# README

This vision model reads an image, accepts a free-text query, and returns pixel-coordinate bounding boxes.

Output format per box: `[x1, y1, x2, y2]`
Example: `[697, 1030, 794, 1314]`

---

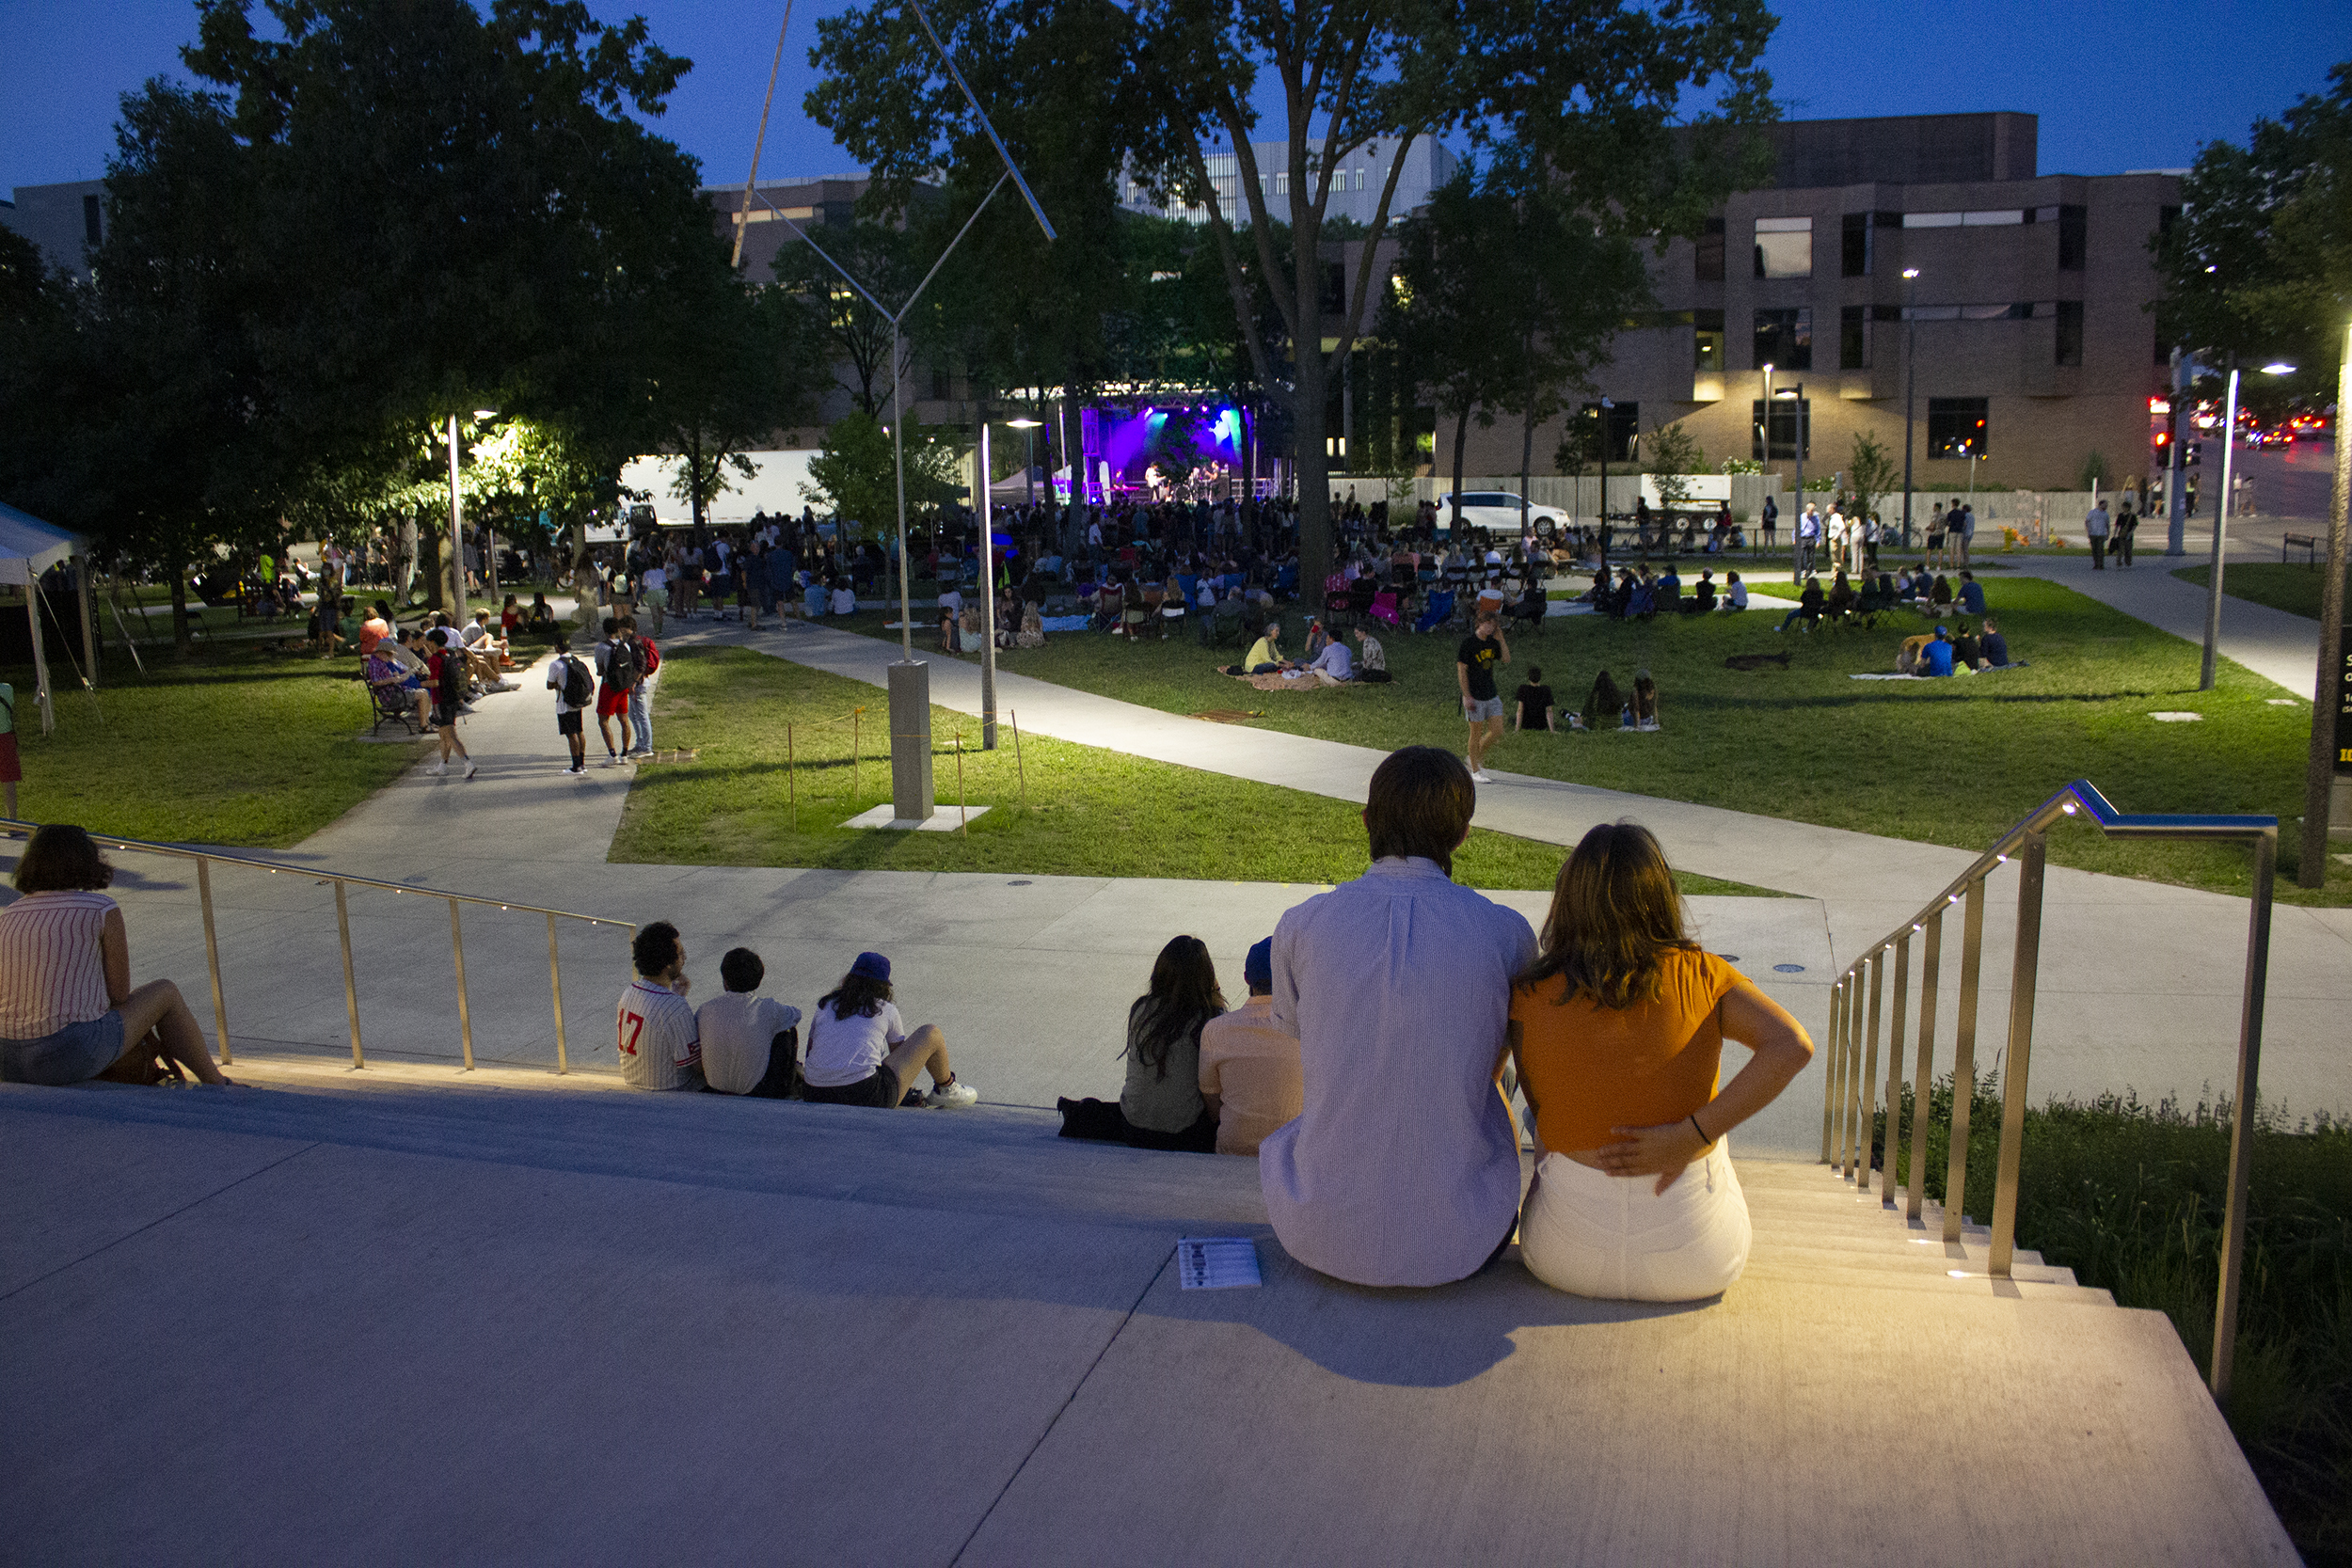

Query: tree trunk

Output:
[168, 561, 193, 655]
[1519, 392, 1536, 539]
[1294, 345, 1332, 608]
[421, 521, 446, 613]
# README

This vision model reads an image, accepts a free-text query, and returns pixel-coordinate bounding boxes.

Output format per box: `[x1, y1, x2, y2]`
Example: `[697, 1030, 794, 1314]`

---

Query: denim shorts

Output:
[1465, 695, 1504, 723]
[0, 1011, 126, 1085]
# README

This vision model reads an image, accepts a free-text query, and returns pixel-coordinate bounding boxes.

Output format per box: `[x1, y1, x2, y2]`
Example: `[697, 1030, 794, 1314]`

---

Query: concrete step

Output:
[1745, 1238, 2079, 1289]
[1737, 1258, 2111, 1306]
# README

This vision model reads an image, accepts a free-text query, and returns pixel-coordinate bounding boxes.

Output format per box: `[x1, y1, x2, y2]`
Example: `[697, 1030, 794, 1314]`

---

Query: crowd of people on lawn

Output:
[0, 746, 1817, 1305]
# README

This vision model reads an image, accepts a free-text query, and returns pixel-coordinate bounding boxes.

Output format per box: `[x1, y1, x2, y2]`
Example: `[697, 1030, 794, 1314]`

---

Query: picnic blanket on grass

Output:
[1231, 669, 1344, 692]
[1851, 662, 2028, 681]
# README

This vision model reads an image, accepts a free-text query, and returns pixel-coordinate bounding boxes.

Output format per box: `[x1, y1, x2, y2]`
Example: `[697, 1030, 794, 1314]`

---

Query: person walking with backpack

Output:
[593, 616, 636, 765]
[546, 635, 595, 775]
[425, 633, 478, 780]
[623, 617, 658, 758]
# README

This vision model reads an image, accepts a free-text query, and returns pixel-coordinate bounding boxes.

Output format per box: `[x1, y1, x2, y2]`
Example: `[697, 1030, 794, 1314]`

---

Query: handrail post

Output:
[1907, 911, 1942, 1223]
[1821, 979, 1845, 1164]
[1860, 946, 1885, 1195]
[195, 856, 232, 1066]
[548, 911, 570, 1075]
[1942, 879, 1986, 1243]
[334, 879, 364, 1069]
[449, 897, 475, 1071]
[2211, 829, 2278, 1402]
[1988, 832, 2048, 1277]
[1839, 968, 1862, 1179]
[1881, 934, 1909, 1206]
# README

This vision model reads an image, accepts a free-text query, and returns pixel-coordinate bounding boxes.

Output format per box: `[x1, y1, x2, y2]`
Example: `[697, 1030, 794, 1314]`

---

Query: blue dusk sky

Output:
[2, 0, 2343, 193]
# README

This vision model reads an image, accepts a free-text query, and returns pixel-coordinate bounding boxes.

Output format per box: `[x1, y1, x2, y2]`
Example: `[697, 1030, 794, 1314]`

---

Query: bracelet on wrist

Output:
[1689, 1111, 1711, 1144]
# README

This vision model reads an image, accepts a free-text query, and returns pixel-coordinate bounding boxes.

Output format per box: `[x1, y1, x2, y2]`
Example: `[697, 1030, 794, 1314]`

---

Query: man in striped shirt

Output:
[615, 921, 702, 1091]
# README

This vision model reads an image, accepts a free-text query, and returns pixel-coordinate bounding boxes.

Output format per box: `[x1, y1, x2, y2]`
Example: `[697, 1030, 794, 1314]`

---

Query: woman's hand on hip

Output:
[1598, 1118, 1709, 1196]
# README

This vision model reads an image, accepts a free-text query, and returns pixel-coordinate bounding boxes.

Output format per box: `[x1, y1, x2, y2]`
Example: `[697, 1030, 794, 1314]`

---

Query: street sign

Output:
[2335, 626, 2352, 776]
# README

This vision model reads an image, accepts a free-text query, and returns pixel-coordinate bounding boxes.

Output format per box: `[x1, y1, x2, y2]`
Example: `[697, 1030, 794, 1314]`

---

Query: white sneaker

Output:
[426, 761, 448, 776]
[464, 758, 479, 780]
[925, 1079, 979, 1108]
[1470, 769, 1492, 784]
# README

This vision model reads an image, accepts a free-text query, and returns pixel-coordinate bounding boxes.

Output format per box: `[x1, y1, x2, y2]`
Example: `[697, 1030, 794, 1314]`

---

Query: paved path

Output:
[2010, 545, 2326, 700]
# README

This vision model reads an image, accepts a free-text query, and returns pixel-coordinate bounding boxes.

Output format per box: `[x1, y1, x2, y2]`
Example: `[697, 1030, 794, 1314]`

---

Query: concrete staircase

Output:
[1, 1063, 2297, 1565]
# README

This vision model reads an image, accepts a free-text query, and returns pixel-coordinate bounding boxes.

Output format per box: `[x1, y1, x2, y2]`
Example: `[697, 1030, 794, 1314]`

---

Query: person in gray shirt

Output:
[1057, 935, 1226, 1151]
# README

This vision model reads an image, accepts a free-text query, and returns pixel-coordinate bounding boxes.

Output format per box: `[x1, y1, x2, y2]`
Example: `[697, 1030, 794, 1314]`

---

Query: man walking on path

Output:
[1795, 504, 1820, 578]
[546, 635, 594, 775]
[1456, 613, 1510, 784]
[2083, 500, 2111, 570]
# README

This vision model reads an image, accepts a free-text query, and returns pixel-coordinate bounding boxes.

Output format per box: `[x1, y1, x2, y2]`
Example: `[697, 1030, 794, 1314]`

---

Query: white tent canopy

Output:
[0, 500, 89, 735]
[0, 500, 80, 586]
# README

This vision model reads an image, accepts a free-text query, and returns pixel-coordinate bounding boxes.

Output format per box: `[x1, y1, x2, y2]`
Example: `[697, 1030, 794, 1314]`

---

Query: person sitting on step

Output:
[694, 946, 803, 1099]
[1057, 935, 1226, 1151]
[1509, 823, 1813, 1302]
[615, 922, 704, 1092]
[801, 951, 977, 1109]
[1196, 937, 1304, 1156]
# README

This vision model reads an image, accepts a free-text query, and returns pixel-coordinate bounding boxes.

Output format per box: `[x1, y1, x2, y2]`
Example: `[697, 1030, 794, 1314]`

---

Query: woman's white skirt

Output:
[1519, 1140, 1753, 1302]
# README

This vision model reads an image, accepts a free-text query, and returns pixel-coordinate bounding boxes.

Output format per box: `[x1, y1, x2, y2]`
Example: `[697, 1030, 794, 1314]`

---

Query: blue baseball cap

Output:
[1245, 937, 1273, 991]
[850, 950, 891, 982]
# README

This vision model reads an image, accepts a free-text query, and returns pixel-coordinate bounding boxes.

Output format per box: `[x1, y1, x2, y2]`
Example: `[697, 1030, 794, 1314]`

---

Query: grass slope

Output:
[2172, 562, 2349, 625]
[0, 643, 424, 845]
[857, 575, 2343, 903]
[612, 647, 1779, 895]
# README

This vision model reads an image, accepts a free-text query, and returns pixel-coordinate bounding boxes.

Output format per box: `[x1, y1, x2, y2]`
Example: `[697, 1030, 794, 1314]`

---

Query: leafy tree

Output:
[803, 411, 962, 535]
[771, 220, 914, 419]
[1645, 420, 1704, 515]
[807, 0, 1777, 604]
[2153, 59, 2351, 412]
[1845, 429, 1899, 572]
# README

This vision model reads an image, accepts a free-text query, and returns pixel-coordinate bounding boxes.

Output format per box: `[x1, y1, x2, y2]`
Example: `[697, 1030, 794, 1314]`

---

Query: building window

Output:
[1693, 309, 1724, 372]
[1840, 305, 1869, 370]
[1754, 215, 1812, 279]
[2058, 204, 2088, 271]
[1754, 307, 1811, 371]
[83, 193, 102, 248]
[1842, 213, 1870, 277]
[1579, 402, 1641, 462]
[2056, 300, 2085, 367]
[1929, 398, 1989, 459]
[1695, 216, 1724, 282]
[1274, 172, 1288, 196]
[1751, 398, 1810, 462]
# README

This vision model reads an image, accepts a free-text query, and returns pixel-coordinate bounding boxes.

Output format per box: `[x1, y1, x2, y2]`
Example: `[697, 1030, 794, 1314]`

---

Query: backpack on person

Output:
[638, 638, 660, 676]
[605, 638, 641, 690]
[559, 653, 595, 709]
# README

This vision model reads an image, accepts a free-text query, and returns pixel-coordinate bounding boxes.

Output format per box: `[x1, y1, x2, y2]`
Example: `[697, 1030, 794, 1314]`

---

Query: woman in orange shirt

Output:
[1508, 823, 1812, 1301]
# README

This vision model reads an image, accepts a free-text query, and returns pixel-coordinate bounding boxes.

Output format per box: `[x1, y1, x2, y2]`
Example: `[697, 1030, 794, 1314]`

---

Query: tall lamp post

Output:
[731, 0, 1053, 823]
[1759, 363, 1772, 559]
[1775, 382, 1807, 563]
[1900, 269, 1920, 548]
[1009, 416, 1041, 511]
[2199, 358, 2297, 691]
[2300, 318, 2352, 888]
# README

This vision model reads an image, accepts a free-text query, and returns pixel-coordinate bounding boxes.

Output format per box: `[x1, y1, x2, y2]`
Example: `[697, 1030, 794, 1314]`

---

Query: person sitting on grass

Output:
[1509, 822, 1812, 1302]
[528, 592, 557, 631]
[1686, 570, 1717, 614]
[1629, 670, 1661, 732]
[1979, 615, 2014, 669]
[1353, 626, 1391, 684]
[801, 951, 977, 1109]
[1825, 569, 1857, 624]
[1927, 574, 1954, 615]
[0, 825, 234, 1086]
[1951, 621, 1983, 672]
[1719, 570, 1748, 612]
[1955, 570, 1986, 616]
[1259, 746, 1538, 1287]
[1197, 937, 1303, 1157]
[615, 921, 704, 1092]
[1578, 667, 1626, 733]
[1921, 624, 1956, 676]
[1305, 631, 1354, 684]
[1233, 621, 1288, 676]
[695, 946, 803, 1099]
[1057, 935, 1226, 1152]
[1515, 667, 1555, 733]
[1302, 618, 1331, 662]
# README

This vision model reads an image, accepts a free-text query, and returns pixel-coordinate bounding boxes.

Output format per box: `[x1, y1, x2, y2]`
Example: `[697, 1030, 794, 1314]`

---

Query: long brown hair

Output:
[1518, 822, 1696, 1009]
[1126, 935, 1226, 1080]
[13, 825, 114, 894]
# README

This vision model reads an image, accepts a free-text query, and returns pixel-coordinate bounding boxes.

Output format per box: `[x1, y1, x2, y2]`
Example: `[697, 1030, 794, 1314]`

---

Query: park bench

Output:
[2281, 531, 2321, 565]
[365, 672, 421, 736]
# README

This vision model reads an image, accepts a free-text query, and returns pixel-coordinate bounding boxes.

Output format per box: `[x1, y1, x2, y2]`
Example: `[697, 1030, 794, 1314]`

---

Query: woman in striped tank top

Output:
[0, 825, 231, 1085]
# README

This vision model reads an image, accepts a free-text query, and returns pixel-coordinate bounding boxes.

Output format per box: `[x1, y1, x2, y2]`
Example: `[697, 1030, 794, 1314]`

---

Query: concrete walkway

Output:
[2010, 545, 2326, 701]
[0, 1080, 2295, 1565]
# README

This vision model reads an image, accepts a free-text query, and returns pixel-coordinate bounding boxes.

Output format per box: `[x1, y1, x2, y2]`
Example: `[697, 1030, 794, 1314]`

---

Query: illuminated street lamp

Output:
[446, 408, 498, 625]
[2200, 358, 2297, 691]
[1901, 269, 1920, 547]
[1007, 416, 1042, 511]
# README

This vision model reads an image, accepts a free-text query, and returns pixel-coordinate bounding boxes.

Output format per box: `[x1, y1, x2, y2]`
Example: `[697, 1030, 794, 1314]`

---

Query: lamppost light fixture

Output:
[1902, 267, 1919, 279]
[473, 408, 499, 419]
[2260, 362, 2296, 375]
[1005, 417, 1042, 429]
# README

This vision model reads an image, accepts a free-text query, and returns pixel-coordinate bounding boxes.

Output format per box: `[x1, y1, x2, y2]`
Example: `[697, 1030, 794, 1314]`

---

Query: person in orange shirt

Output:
[1198, 936, 1303, 1156]
[1508, 822, 1812, 1301]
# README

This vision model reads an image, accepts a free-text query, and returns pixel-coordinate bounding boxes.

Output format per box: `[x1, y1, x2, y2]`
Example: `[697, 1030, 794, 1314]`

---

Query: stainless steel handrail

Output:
[1, 820, 634, 1076]
[1819, 781, 2277, 1403]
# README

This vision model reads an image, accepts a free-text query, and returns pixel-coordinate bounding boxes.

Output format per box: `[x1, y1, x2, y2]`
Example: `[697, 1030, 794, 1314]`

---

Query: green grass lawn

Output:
[849, 575, 2344, 903]
[0, 641, 426, 845]
[2173, 562, 2348, 624]
[613, 646, 1779, 895]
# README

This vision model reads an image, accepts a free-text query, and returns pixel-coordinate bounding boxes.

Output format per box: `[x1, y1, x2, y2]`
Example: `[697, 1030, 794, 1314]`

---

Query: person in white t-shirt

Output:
[800, 951, 977, 1109]
[695, 947, 802, 1097]
[614, 921, 703, 1091]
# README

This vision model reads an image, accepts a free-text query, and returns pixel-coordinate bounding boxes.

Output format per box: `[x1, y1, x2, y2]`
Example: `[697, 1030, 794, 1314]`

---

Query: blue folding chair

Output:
[1414, 589, 1455, 634]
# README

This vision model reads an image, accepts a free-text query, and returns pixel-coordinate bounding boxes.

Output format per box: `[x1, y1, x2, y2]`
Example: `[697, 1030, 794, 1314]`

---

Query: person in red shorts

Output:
[593, 615, 637, 764]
